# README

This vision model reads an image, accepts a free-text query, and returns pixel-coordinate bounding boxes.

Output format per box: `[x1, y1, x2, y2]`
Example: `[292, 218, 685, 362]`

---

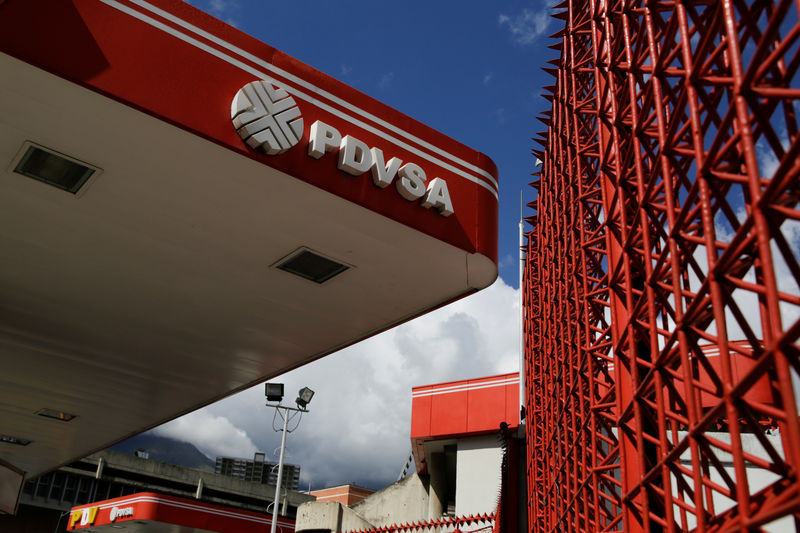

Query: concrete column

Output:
[427, 452, 445, 519]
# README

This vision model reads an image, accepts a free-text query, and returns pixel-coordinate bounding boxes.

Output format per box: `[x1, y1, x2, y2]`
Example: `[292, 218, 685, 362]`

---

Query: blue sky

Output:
[150, 0, 555, 490]
[195, 0, 553, 286]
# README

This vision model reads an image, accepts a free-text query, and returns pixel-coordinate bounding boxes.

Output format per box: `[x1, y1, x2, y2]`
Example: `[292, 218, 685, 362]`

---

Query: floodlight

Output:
[295, 387, 315, 409]
[265, 383, 284, 402]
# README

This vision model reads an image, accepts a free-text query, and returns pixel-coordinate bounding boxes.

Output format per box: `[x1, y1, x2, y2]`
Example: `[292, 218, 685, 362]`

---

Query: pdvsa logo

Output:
[231, 80, 454, 217]
[232, 81, 303, 154]
[110, 506, 134, 522]
[69, 506, 98, 528]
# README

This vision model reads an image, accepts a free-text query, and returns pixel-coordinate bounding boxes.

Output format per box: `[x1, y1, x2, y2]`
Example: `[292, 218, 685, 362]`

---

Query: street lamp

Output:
[265, 383, 284, 403]
[296, 387, 314, 409]
[265, 383, 314, 533]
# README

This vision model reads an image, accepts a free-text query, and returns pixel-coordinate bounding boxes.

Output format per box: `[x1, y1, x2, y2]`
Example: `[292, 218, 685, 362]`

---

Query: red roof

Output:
[311, 484, 375, 506]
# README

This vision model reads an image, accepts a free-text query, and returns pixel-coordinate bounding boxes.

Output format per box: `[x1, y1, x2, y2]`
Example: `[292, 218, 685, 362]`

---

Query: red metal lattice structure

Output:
[523, 0, 800, 531]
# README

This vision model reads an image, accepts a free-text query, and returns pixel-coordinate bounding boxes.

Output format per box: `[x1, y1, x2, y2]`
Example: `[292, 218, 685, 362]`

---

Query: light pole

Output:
[265, 384, 314, 533]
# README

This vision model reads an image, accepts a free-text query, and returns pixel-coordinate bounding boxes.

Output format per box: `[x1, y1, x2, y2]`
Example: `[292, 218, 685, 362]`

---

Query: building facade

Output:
[215, 453, 301, 491]
[0, 450, 313, 533]
[295, 373, 523, 533]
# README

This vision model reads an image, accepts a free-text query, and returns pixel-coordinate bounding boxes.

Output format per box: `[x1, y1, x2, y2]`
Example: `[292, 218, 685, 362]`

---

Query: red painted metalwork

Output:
[524, 0, 800, 531]
[349, 513, 495, 533]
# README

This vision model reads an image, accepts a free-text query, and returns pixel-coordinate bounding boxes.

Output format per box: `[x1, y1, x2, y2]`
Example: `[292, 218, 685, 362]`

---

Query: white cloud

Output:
[483, 72, 494, 85]
[757, 141, 781, 179]
[152, 410, 257, 460]
[378, 72, 395, 89]
[498, 8, 551, 45]
[207, 0, 237, 18]
[498, 253, 516, 271]
[490, 107, 507, 124]
[184, 0, 239, 26]
[149, 279, 520, 490]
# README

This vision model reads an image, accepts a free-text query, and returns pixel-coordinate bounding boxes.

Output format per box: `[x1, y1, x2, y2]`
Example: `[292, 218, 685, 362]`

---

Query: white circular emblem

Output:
[109, 506, 133, 522]
[231, 80, 303, 155]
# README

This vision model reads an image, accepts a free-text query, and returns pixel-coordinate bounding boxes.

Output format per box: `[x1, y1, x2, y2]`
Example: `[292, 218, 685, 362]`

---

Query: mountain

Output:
[109, 433, 216, 472]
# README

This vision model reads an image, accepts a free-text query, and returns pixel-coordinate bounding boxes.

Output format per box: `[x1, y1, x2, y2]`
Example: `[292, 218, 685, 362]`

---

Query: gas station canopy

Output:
[0, 0, 498, 512]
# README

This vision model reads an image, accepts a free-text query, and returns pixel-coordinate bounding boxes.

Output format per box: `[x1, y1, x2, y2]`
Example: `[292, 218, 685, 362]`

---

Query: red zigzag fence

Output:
[349, 513, 496, 533]
[523, 0, 800, 531]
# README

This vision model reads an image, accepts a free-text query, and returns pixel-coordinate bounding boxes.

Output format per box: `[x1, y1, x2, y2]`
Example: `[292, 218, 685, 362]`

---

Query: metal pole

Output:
[519, 193, 525, 423]
[270, 407, 289, 533]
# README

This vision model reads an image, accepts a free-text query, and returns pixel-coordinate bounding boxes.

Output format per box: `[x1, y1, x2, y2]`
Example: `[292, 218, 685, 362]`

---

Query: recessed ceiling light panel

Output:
[36, 408, 77, 422]
[274, 248, 350, 284]
[0, 435, 31, 446]
[10, 142, 101, 195]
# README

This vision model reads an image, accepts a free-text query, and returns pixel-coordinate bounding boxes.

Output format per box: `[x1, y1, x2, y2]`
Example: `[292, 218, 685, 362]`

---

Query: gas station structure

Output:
[66, 492, 295, 533]
[3, 0, 800, 532]
[0, 0, 498, 517]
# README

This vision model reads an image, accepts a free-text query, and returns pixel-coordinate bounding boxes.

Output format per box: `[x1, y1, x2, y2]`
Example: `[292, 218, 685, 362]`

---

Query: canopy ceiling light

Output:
[274, 248, 349, 284]
[36, 408, 77, 422]
[0, 435, 31, 446]
[12, 142, 99, 194]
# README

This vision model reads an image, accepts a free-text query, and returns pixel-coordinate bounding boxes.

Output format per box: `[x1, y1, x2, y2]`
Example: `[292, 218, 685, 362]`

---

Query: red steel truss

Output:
[523, 0, 800, 531]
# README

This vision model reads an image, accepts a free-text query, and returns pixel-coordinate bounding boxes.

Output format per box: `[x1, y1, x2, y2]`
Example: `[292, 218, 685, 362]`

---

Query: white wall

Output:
[455, 435, 503, 516]
[671, 431, 793, 532]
